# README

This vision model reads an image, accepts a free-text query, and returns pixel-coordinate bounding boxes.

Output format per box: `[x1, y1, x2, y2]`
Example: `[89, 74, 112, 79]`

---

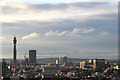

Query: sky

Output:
[0, 0, 118, 59]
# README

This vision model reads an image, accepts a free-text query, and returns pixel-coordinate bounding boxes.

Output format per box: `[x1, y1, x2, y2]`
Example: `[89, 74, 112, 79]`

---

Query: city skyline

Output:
[1, 1, 118, 59]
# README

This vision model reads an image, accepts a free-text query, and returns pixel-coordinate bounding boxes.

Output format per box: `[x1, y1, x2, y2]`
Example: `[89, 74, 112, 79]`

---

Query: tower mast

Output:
[13, 36, 17, 66]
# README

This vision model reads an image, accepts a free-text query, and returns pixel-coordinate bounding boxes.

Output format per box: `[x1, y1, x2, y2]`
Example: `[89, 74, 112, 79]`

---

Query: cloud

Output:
[100, 31, 109, 36]
[45, 30, 68, 37]
[71, 28, 81, 37]
[45, 27, 95, 37]
[64, 1, 73, 4]
[22, 32, 38, 40]
[59, 31, 68, 36]
[1, 2, 117, 59]
[81, 27, 95, 33]
[71, 27, 95, 36]
[45, 31, 58, 37]
[0, 37, 5, 40]
[72, 28, 80, 35]
[1, 2, 117, 23]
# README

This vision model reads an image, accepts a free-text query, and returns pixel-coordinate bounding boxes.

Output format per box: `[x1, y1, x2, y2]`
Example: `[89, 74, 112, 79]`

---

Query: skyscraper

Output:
[59, 56, 67, 65]
[0, 61, 6, 77]
[93, 59, 106, 69]
[29, 50, 36, 64]
[13, 36, 17, 66]
[56, 59, 59, 65]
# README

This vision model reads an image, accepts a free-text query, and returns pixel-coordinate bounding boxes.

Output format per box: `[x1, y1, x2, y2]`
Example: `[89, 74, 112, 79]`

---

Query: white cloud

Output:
[71, 27, 95, 36]
[22, 32, 38, 40]
[71, 28, 81, 37]
[0, 37, 5, 41]
[59, 31, 68, 36]
[100, 31, 109, 36]
[64, 1, 73, 4]
[81, 27, 95, 33]
[72, 28, 80, 35]
[0, 2, 117, 23]
[45, 31, 68, 37]
[45, 27, 95, 37]
[0, 0, 118, 4]
[70, 27, 95, 37]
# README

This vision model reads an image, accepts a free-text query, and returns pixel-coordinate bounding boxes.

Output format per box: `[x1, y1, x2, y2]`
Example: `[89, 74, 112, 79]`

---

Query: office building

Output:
[93, 59, 106, 69]
[59, 56, 67, 65]
[29, 50, 36, 64]
[0, 61, 7, 77]
[80, 61, 86, 69]
[56, 59, 59, 65]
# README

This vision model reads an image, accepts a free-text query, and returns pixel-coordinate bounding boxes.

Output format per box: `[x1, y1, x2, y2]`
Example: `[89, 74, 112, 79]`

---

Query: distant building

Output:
[42, 66, 60, 76]
[0, 61, 7, 77]
[59, 56, 67, 65]
[29, 50, 36, 64]
[93, 59, 106, 69]
[56, 59, 59, 65]
[89, 59, 93, 65]
[63, 62, 73, 67]
[80, 61, 86, 69]
[24, 58, 29, 66]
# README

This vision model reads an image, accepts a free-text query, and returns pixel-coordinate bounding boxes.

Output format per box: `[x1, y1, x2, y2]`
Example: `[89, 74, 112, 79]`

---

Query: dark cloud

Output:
[30, 3, 69, 11]
[30, 2, 110, 11]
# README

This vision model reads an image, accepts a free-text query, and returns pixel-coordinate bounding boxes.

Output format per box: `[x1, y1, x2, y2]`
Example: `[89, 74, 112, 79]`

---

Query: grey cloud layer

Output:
[2, 2, 118, 59]
[1, 2, 117, 23]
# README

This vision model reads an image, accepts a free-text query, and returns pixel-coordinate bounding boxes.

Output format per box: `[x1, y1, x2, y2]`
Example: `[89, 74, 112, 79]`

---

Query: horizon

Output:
[0, 57, 118, 60]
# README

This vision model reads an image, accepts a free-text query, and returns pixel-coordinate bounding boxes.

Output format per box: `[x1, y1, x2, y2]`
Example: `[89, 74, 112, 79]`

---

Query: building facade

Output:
[59, 56, 67, 65]
[0, 61, 7, 77]
[93, 59, 106, 69]
[56, 59, 59, 65]
[80, 61, 86, 69]
[29, 50, 36, 64]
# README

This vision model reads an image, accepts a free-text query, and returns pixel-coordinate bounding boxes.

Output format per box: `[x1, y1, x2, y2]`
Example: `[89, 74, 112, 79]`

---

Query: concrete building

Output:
[80, 61, 86, 69]
[93, 59, 106, 69]
[59, 56, 67, 65]
[29, 50, 36, 64]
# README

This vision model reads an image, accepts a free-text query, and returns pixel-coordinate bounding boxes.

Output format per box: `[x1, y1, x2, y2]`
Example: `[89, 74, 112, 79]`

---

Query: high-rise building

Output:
[59, 56, 67, 65]
[29, 50, 36, 64]
[80, 61, 86, 69]
[13, 36, 17, 66]
[0, 61, 7, 77]
[56, 59, 59, 65]
[93, 59, 106, 69]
